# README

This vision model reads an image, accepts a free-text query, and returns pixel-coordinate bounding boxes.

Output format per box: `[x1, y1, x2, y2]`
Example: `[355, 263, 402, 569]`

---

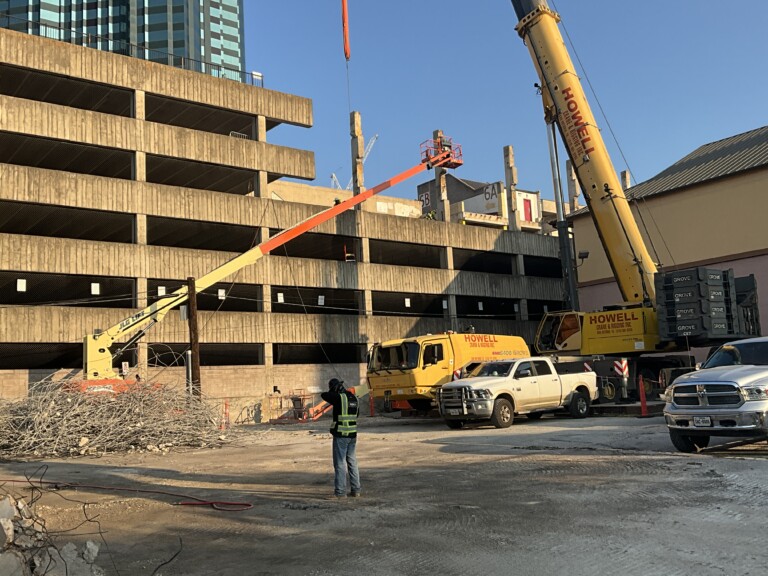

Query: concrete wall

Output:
[0, 28, 312, 127]
[270, 181, 422, 217]
[0, 364, 366, 423]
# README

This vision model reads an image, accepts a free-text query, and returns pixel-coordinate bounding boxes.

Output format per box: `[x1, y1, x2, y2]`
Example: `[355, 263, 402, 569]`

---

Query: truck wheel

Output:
[446, 420, 464, 430]
[669, 430, 710, 453]
[568, 391, 590, 418]
[490, 398, 514, 428]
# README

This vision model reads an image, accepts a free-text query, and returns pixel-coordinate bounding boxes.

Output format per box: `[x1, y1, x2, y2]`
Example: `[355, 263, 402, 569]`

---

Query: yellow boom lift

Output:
[81, 138, 462, 390]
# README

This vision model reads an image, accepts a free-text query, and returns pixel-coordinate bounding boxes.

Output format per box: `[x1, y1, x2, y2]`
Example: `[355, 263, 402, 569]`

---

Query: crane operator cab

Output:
[536, 311, 584, 354]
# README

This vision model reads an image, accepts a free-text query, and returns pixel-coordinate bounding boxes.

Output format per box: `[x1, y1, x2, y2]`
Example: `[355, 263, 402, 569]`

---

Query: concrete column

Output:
[515, 253, 526, 276]
[259, 228, 273, 314]
[566, 160, 581, 212]
[441, 246, 454, 270]
[514, 254, 529, 321]
[135, 151, 146, 182]
[620, 169, 632, 191]
[135, 277, 148, 375]
[350, 111, 365, 207]
[135, 211, 148, 376]
[518, 299, 529, 322]
[356, 290, 373, 316]
[134, 90, 145, 120]
[433, 129, 451, 222]
[261, 284, 272, 313]
[258, 226, 274, 369]
[256, 115, 267, 142]
[135, 213, 147, 244]
[504, 146, 521, 231]
[253, 115, 269, 198]
[440, 246, 457, 329]
[261, 284, 273, 372]
[444, 295, 458, 331]
[357, 236, 373, 315]
[360, 237, 370, 263]
[136, 277, 148, 308]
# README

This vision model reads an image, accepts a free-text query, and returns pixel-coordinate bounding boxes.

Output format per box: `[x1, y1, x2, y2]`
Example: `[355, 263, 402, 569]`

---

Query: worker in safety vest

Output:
[321, 378, 361, 499]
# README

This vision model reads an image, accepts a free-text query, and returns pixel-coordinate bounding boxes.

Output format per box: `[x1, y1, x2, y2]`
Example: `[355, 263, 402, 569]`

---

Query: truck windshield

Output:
[368, 342, 420, 371]
[701, 341, 768, 368]
[467, 361, 514, 378]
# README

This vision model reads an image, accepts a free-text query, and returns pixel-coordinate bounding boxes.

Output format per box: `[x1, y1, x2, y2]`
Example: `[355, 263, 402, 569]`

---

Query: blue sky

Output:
[245, 1, 768, 201]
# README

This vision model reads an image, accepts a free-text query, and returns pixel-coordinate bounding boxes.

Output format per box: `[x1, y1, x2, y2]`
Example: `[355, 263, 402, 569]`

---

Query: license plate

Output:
[449, 409, 460, 416]
[693, 416, 711, 427]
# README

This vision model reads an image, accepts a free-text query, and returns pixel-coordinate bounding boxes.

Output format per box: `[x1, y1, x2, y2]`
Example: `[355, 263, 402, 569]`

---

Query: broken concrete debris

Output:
[0, 494, 105, 576]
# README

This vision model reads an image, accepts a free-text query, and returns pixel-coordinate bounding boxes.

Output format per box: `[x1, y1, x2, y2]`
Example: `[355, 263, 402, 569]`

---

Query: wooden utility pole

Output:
[186, 277, 201, 398]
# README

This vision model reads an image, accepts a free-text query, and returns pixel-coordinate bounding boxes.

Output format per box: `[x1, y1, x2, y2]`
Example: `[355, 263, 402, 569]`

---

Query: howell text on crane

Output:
[561, 86, 596, 156]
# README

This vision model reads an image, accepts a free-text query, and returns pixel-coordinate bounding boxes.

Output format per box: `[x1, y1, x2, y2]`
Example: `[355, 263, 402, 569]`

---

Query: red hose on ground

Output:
[0, 478, 252, 511]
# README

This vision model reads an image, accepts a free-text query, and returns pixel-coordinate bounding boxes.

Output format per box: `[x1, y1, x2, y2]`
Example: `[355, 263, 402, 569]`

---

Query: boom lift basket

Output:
[421, 137, 463, 169]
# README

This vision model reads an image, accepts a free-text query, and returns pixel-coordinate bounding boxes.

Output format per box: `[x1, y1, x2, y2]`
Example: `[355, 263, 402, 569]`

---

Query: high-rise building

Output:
[0, 0, 245, 78]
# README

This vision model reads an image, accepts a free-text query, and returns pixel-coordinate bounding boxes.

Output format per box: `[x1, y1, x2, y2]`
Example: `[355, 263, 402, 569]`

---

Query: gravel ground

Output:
[1, 412, 766, 576]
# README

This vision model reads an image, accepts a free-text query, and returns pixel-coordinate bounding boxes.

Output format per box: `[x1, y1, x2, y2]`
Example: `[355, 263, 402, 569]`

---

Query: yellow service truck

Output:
[367, 333, 530, 411]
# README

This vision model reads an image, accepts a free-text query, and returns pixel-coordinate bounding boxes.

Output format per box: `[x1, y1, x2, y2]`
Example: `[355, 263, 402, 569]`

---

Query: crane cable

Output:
[550, 1, 676, 271]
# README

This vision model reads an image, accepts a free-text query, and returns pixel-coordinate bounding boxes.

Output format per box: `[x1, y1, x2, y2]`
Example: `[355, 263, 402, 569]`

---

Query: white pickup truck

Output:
[663, 336, 768, 452]
[436, 357, 598, 429]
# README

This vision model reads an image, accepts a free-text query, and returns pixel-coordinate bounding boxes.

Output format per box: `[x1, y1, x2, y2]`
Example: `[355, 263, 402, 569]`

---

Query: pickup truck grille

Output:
[438, 386, 485, 407]
[438, 387, 464, 406]
[672, 383, 742, 407]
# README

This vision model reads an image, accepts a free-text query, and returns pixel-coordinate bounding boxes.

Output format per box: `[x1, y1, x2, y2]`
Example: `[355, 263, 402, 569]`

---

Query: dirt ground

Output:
[2, 412, 768, 576]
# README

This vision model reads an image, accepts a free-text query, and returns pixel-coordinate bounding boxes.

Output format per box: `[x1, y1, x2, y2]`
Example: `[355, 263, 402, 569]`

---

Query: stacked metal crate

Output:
[655, 267, 741, 343]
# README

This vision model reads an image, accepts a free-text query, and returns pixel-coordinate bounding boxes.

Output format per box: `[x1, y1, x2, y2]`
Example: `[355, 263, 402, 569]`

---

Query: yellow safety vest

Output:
[335, 393, 358, 437]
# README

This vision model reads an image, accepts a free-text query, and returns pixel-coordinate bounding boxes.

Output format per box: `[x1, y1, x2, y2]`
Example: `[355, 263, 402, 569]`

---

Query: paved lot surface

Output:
[2, 412, 768, 576]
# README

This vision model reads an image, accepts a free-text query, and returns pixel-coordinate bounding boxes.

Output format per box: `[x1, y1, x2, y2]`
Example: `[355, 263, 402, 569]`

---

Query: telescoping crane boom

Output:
[511, 0, 760, 399]
[83, 138, 463, 383]
[511, 0, 661, 357]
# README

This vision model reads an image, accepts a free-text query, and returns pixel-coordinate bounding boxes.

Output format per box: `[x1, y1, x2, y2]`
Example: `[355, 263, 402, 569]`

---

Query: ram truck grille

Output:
[672, 383, 742, 407]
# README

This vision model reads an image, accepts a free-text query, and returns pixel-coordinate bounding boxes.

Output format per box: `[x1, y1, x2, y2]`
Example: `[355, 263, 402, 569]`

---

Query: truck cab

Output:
[367, 333, 529, 411]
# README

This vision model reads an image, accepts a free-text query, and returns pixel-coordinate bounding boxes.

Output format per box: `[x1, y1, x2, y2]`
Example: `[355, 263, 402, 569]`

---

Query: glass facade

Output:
[0, 0, 244, 75]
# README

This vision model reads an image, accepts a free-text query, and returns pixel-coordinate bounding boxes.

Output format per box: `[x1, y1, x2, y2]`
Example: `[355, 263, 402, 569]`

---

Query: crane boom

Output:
[511, 0, 657, 305]
[83, 140, 462, 381]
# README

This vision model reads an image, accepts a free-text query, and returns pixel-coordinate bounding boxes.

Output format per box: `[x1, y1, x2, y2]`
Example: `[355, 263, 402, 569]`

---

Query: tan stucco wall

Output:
[573, 168, 768, 331]
[573, 169, 768, 285]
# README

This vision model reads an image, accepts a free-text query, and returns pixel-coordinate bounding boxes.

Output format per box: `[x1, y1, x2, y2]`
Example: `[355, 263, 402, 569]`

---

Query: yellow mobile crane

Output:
[511, 0, 660, 359]
[509, 0, 759, 395]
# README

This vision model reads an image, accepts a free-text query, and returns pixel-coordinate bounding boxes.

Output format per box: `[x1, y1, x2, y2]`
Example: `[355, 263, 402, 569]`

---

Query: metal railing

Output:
[0, 13, 263, 87]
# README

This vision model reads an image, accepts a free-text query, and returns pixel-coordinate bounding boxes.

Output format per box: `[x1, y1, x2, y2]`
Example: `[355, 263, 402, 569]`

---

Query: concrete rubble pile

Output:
[0, 380, 228, 458]
[0, 494, 105, 576]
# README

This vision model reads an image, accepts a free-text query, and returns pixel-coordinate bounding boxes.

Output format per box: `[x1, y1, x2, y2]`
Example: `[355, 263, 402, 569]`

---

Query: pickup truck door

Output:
[511, 361, 540, 410]
[533, 360, 561, 406]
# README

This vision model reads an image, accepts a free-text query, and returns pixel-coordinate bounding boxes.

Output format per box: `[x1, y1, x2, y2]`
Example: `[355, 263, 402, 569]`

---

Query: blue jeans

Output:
[332, 436, 361, 496]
